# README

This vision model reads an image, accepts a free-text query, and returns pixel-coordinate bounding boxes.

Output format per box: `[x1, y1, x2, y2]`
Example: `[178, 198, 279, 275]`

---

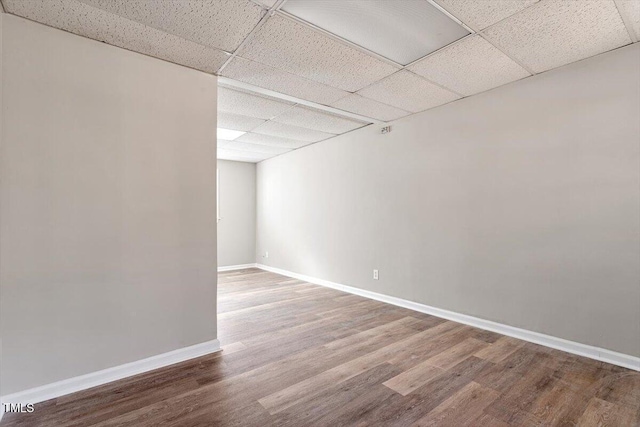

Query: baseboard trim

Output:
[257, 264, 640, 371]
[218, 263, 258, 272]
[1, 339, 221, 405]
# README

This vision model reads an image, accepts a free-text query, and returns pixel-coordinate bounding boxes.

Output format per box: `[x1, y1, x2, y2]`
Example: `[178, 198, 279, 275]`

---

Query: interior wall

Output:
[217, 160, 256, 267]
[0, 11, 4, 405]
[256, 43, 640, 357]
[0, 15, 218, 395]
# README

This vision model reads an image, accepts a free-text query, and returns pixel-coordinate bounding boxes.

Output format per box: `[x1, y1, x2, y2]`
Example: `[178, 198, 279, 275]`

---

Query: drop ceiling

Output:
[2, 0, 637, 163]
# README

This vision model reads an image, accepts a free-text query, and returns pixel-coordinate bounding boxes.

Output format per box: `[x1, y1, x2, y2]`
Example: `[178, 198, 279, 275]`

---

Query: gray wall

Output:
[257, 43, 640, 357]
[0, 15, 218, 395]
[217, 160, 257, 268]
[0, 12, 4, 402]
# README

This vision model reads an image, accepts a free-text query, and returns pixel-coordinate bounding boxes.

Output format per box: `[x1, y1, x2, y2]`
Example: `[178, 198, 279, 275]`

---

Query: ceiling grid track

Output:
[477, 32, 537, 76]
[424, 0, 474, 33]
[402, 33, 474, 69]
[351, 66, 465, 101]
[429, 0, 538, 76]
[217, 0, 289, 75]
[613, 0, 639, 43]
[218, 77, 383, 124]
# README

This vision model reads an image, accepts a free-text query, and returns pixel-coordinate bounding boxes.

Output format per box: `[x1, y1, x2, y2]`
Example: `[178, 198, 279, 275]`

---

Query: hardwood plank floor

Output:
[3, 268, 639, 426]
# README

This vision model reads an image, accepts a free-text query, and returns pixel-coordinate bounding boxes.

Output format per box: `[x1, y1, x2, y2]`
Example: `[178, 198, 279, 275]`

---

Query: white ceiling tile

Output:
[272, 106, 369, 134]
[218, 112, 266, 131]
[3, 0, 229, 73]
[330, 94, 411, 122]
[616, 0, 640, 39]
[252, 121, 335, 142]
[236, 132, 311, 149]
[408, 35, 530, 96]
[221, 57, 349, 105]
[236, 14, 399, 91]
[218, 86, 294, 120]
[217, 147, 274, 163]
[253, 0, 278, 8]
[435, 0, 539, 30]
[78, 0, 264, 52]
[484, 0, 632, 73]
[357, 70, 460, 113]
[218, 139, 290, 155]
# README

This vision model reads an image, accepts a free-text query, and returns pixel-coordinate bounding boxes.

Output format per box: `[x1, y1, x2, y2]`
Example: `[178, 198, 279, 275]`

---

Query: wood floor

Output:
[3, 268, 639, 426]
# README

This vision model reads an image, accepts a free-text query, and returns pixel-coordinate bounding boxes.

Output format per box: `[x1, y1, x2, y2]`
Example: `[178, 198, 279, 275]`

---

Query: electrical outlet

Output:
[373, 269, 379, 280]
[265, 251, 269, 258]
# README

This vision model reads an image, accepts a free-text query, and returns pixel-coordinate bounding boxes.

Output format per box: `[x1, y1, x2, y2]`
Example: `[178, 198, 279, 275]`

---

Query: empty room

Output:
[0, 0, 639, 426]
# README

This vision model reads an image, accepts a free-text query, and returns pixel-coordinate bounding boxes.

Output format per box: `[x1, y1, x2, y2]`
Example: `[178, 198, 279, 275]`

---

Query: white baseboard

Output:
[218, 263, 257, 272]
[257, 264, 640, 372]
[1, 339, 221, 406]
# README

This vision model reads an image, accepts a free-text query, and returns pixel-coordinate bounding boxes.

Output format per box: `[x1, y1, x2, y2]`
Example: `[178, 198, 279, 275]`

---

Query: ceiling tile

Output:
[236, 132, 311, 149]
[408, 35, 530, 96]
[484, 0, 632, 73]
[281, 0, 469, 65]
[236, 14, 399, 91]
[616, 0, 640, 39]
[218, 139, 290, 155]
[218, 112, 266, 132]
[3, 0, 230, 73]
[221, 57, 349, 105]
[217, 147, 274, 163]
[330, 94, 411, 122]
[78, 0, 264, 52]
[272, 106, 369, 134]
[357, 70, 460, 113]
[253, 0, 278, 8]
[252, 121, 335, 142]
[435, 0, 539, 30]
[218, 86, 294, 120]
